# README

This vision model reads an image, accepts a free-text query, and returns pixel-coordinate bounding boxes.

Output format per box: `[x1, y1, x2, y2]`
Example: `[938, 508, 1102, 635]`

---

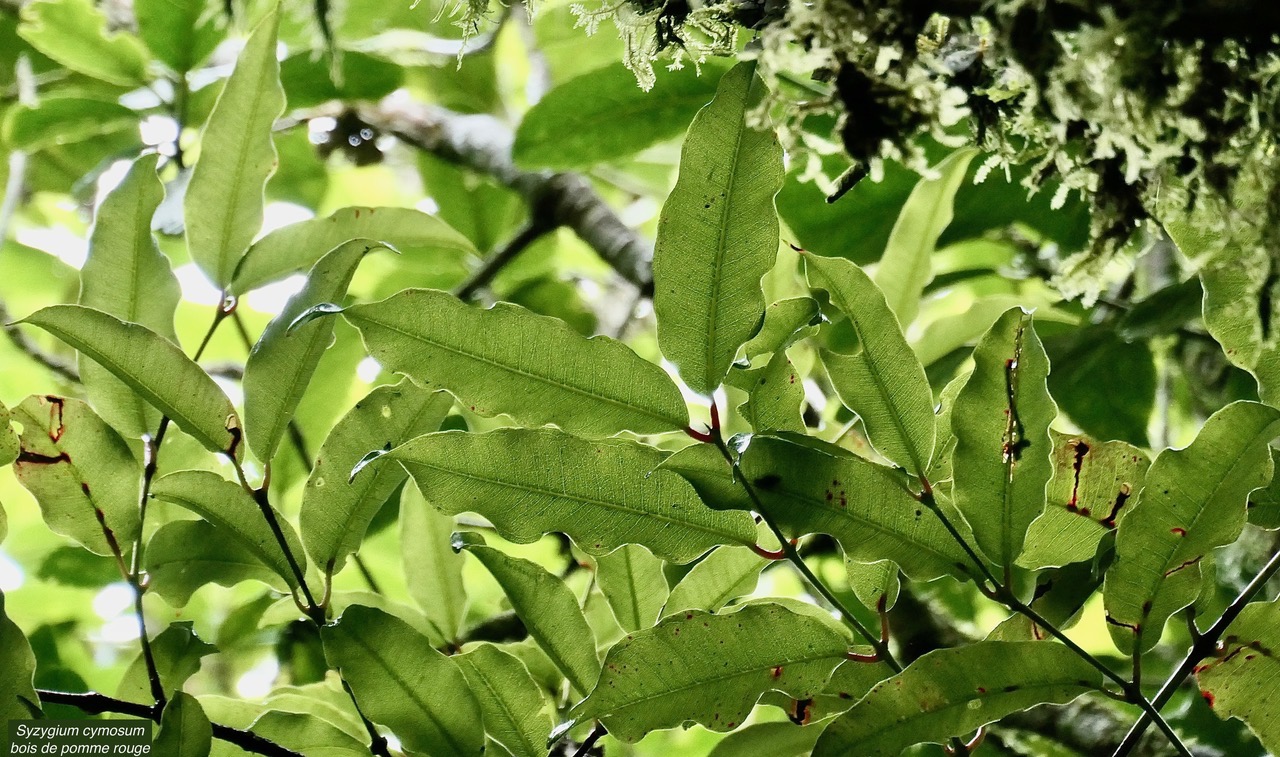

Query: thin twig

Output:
[571, 723, 607, 757]
[454, 220, 554, 300]
[35, 690, 303, 757]
[1112, 545, 1280, 756]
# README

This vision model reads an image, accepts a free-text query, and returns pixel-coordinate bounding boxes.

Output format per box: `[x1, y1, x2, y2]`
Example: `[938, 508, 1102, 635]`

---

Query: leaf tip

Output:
[348, 447, 389, 482]
[287, 302, 344, 334]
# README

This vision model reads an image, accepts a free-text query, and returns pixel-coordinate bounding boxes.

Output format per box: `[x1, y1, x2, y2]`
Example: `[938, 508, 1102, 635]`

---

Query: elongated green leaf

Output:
[950, 308, 1055, 567]
[514, 60, 728, 169]
[135, 0, 222, 72]
[333, 288, 688, 436]
[845, 559, 900, 612]
[1195, 598, 1280, 752]
[812, 642, 1102, 756]
[145, 519, 287, 607]
[20, 306, 241, 456]
[708, 721, 826, 757]
[653, 60, 784, 394]
[250, 711, 368, 757]
[454, 643, 555, 757]
[245, 240, 383, 462]
[805, 253, 935, 474]
[741, 297, 822, 361]
[232, 206, 475, 293]
[400, 481, 467, 644]
[118, 622, 217, 704]
[0, 591, 38, 722]
[740, 436, 972, 579]
[1249, 448, 1280, 529]
[79, 153, 181, 438]
[301, 381, 453, 575]
[596, 545, 668, 632]
[152, 470, 306, 590]
[873, 149, 977, 326]
[18, 0, 150, 86]
[11, 395, 140, 557]
[184, 6, 284, 287]
[663, 546, 767, 616]
[1020, 431, 1149, 569]
[1104, 401, 1280, 655]
[456, 533, 600, 693]
[322, 605, 484, 757]
[385, 428, 756, 562]
[569, 602, 848, 741]
[2, 97, 138, 150]
[731, 348, 806, 433]
[154, 692, 213, 757]
[0, 401, 17, 466]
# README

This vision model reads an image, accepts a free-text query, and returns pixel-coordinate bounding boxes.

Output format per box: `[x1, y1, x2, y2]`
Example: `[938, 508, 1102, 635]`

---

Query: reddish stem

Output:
[846, 650, 880, 663]
[684, 426, 715, 443]
[709, 400, 721, 432]
[750, 543, 788, 561]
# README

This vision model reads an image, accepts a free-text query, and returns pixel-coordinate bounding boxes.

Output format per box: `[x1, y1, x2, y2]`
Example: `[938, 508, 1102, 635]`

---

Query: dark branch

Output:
[454, 220, 555, 300]
[358, 98, 654, 293]
[36, 690, 304, 757]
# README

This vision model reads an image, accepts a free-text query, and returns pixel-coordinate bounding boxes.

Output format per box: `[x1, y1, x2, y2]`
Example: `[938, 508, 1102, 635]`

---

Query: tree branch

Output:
[357, 97, 654, 293]
[36, 690, 303, 757]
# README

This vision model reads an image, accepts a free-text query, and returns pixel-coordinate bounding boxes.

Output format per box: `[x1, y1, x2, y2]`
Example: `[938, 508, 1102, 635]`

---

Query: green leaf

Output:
[740, 297, 822, 361]
[595, 545, 669, 632]
[568, 602, 849, 741]
[184, 6, 284, 287]
[300, 380, 453, 576]
[454, 643, 555, 757]
[244, 239, 384, 462]
[739, 435, 971, 580]
[145, 519, 287, 607]
[250, 711, 369, 757]
[456, 533, 601, 693]
[731, 348, 806, 433]
[1104, 401, 1280, 656]
[335, 288, 689, 437]
[321, 604, 484, 757]
[950, 308, 1056, 568]
[19, 305, 241, 456]
[18, 0, 150, 86]
[11, 395, 141, 557]
[0, 591, 38, 723]
[1195, 598, 1280, 753]
[657, 442, 752, 512]
[400, 481, 467, 644]
[653, 60, 784, 395]
[0, 400, 17, 466]
[1045, 327, 1154, 447]
[663, 546, 767, 616]
[134, 0, 222, 72]
[118, 622, 217, 704]
[1019, 431, 1149, 569]
[812, 641, 1102, 756]
[154, 691, 213, 757]
[845, 559, 900, 612]
[708, 721, 826, 757]
[79, 153, 182, 438]
[2, 97, 138, 150]
[872, 148, 977, 327]
[232, 206, 475, 293]
[805, 253, 935, 474]
[513, 60, 728, 169]
[1249, 449, 1280, 530]
[280, 50, 403, 110]
[151, 470, 306, 590]
[385, 428, 757, 562]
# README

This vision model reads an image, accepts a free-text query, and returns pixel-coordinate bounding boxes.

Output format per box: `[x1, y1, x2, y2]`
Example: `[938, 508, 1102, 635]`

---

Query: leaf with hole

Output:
[331, 288, 688, 437]
[383, 428, 757, 562]
[322, 604, 483, 757]
[300, 380, 454, 577]
[1104, 401, 1280, 655]
[950, 307, 1056, 568]
[805, 253, 935, 474]
[653, 60, 784, 395]
[568, 602, 849, 742]
[19, 306, 241, 456]
[812, 641, 1102, 756]
[183, 6, 284, 287]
